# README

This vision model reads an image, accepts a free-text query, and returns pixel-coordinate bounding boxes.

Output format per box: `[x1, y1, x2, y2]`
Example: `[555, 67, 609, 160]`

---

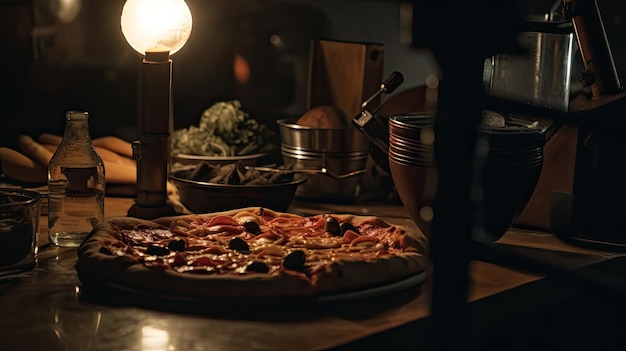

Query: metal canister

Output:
[483, 20, 575, 112]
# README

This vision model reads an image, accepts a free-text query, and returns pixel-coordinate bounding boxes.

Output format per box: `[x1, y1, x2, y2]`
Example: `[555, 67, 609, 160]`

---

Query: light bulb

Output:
[121, 0, 192, 55]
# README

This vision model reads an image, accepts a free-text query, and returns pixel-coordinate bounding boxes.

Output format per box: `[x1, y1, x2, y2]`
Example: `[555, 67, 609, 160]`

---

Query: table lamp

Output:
[120, 0, 192, 219]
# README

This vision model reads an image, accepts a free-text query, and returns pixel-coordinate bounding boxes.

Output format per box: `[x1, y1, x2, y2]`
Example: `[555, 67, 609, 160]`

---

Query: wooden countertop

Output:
[10, 196, 626, 350]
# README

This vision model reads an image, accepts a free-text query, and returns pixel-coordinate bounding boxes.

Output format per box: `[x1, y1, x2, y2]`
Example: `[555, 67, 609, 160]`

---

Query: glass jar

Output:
[0, 188, 40, 276]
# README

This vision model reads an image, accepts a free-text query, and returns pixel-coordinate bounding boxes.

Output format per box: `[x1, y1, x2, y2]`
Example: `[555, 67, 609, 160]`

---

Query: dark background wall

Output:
[1, 0, 625, 150]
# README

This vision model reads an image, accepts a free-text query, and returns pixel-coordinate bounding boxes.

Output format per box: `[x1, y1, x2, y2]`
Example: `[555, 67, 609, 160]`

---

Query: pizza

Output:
[76, 207, 427, 299]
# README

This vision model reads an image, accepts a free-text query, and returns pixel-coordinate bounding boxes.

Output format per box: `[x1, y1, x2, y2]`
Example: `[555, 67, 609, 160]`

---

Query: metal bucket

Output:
[277, 118, 370, 200]
[281, 146, 368, 200]
[277, 118, 370, 152]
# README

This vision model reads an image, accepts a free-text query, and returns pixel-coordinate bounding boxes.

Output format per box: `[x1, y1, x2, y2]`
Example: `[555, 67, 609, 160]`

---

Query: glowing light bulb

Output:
[120, 0, 192, 55]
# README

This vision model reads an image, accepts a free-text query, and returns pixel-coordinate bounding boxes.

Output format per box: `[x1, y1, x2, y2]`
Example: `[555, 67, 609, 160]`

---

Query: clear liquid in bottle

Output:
[48, 111, 105, 247]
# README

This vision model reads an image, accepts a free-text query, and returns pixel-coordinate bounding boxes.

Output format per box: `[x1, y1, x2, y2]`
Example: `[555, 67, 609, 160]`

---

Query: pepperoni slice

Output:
[206, 215, 240, 227]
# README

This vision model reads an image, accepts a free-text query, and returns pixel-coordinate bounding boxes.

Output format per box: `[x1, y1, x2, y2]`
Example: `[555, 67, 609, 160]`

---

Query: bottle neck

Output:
[63, 114, 92, 144]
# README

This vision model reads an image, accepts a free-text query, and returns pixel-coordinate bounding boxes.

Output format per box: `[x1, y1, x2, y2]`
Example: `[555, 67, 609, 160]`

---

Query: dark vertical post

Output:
[409, 1, 525, 349]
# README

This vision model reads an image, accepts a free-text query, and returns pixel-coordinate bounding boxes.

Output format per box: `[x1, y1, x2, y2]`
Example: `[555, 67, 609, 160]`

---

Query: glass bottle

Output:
[48, 111, 105, 247]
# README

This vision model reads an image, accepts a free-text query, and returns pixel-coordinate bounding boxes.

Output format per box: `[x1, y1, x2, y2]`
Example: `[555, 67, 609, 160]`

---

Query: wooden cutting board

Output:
[307, 40, 384, 120]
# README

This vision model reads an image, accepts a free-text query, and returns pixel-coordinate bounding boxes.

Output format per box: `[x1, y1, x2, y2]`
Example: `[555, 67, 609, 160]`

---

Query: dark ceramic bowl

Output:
[170, 153, 268, 170]
[388, 158, 438, 236]
[390, 151, 543, 241]
[169, 170, 306, 214]
[388, 113, 546, 241]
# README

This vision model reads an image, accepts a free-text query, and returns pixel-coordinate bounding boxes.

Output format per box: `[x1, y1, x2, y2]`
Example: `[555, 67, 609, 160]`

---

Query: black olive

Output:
[228, 237, 250, 253]
[244, 220, 261, 234]
[324, 217, 341, 236]
[340, 222, 360, 235]
[246, 261, 269, 273]
[167, 239, 186, 252]
[145, 245, 170, 256]
[283, 250, 306, 271]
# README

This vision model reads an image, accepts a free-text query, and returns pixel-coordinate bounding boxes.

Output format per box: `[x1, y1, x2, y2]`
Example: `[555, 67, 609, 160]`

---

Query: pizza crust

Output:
[76, 207, 427, 299]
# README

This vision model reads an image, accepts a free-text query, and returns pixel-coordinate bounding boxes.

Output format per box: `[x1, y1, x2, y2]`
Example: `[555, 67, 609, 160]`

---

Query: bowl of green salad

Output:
[170, 100, 278, 168]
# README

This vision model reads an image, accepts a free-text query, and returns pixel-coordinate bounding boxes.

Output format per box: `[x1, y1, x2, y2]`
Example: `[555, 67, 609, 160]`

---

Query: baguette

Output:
[18, 135, 54, 166]
[0, 147, 47, 184]
[40, 144, 136, 184]
[40, 134, 135, 160]
[42, 144, 56, 153]
[93, 136, 133, 158]
[38, 133, 63, 146]
[25, 142, 136, 184]
[94, 146, 137, 167]
[41, 142, 135, 168]
[1, 144, 136, 185]
[102, 161, 137, 184]
[41, 143, 123, 163]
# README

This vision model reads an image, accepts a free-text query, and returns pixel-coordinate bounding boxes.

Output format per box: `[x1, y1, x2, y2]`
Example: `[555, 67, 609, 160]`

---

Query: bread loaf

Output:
[92, 136, 133, 158]
[296, 105, 348, 129]
[0, 147, 47, 184]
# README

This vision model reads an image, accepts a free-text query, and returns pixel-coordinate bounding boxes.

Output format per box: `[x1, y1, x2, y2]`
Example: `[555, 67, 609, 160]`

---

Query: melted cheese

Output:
[252, 244, 284, 257]
[113, 210, 418, 279]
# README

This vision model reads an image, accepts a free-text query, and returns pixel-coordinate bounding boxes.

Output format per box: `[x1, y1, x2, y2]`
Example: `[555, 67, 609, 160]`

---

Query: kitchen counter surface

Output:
[1, 196, 625, 351]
